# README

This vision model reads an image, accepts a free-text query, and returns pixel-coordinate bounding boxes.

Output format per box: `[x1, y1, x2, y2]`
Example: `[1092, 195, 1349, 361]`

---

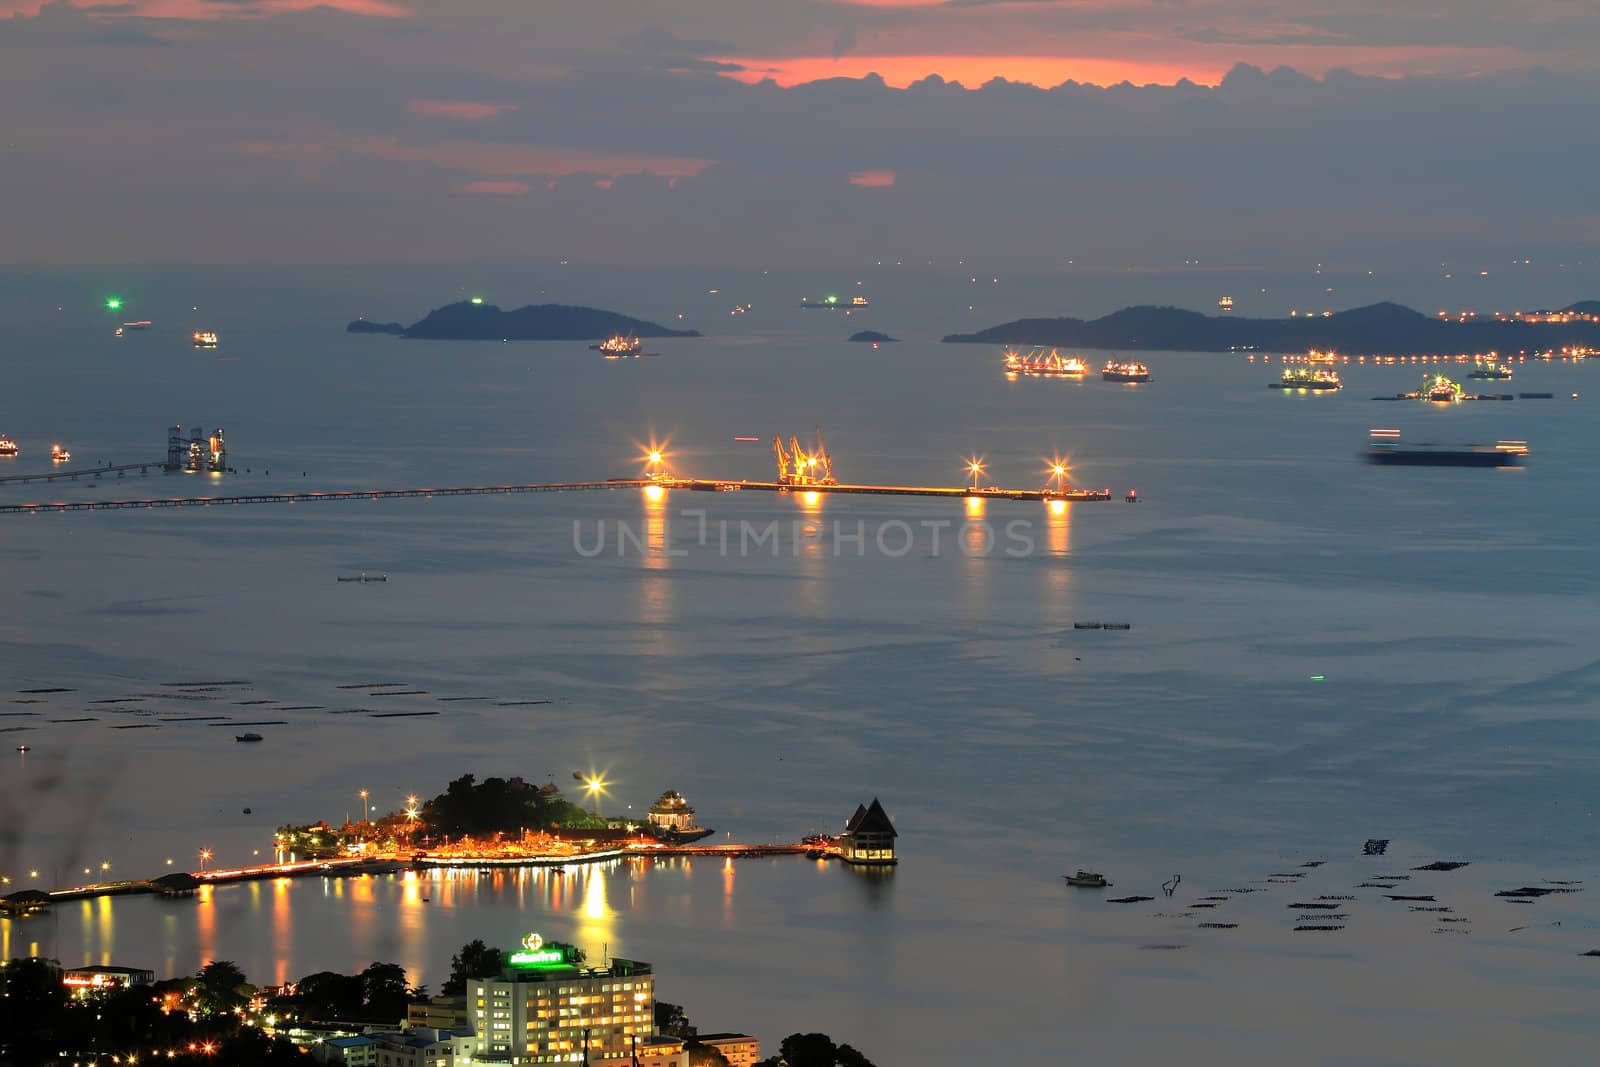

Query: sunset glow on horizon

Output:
[714, 54, 1230, 90]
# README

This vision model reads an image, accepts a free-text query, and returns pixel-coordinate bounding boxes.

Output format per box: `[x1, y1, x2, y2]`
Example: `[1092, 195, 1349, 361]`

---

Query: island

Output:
[848, 330, 898, 343]
[943, 301, 1600, 355]
[346, 318, 404, 335]
[394, 301, 700, 341]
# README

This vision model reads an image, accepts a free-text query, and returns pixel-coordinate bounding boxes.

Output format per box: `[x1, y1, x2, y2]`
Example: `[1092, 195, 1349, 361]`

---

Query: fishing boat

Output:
[1101, 360, 1151, 383]
[590, 334, 652, 358]
[192, 331, 219, 348]
[1003, 347, 1088, 377]
[1271, 367, 1342, 391]
[1064, 870, 1110, 887]
[51, 444, 71, 462]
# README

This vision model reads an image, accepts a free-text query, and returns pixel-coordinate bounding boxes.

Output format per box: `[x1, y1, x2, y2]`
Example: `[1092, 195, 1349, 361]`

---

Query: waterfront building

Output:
[467, 934, 655, 1064]
[372, 1026, 469, 1067]
[647, 791, 702, 833]
[408, 995, 473, 1031]
[314, 1035, 378, 1066]
[62, 965, 155, 997]
[592, 1035, 688, 1067]
[697, 1034, 762, 1067]
[839, 798, 897, 865]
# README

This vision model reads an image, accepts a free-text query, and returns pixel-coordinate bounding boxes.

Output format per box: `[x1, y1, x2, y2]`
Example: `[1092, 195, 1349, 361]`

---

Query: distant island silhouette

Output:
[346, 318, 404, 335]
[848, 330, 898, 343]
[349, 301, 701, 341]
[943, 301, 1600, 355]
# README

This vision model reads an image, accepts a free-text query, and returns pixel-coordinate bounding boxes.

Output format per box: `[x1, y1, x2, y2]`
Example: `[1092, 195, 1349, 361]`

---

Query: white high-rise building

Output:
[467, 936, 655, 1065]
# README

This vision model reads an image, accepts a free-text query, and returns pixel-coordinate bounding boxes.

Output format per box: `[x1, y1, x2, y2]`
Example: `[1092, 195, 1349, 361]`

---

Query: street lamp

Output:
[199, 849, 212, 872]
[359, 789, 370, 824]
[966, 456, 986, 491]
[582, 774, 609, 818]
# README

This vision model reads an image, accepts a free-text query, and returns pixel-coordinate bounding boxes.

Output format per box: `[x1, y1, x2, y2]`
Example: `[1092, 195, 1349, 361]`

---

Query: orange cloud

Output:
[408, 100, 517, 121]
[718, 53, 1226, 89]
[849, 169, 895, 188]
[463, 180, 529, 196]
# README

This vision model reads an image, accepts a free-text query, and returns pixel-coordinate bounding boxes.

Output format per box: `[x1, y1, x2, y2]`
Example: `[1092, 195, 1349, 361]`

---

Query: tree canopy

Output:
[421, 774, 589, 838]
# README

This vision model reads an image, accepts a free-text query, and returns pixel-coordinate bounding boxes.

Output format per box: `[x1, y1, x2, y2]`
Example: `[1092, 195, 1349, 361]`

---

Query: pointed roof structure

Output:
[844, 798, 896, 837]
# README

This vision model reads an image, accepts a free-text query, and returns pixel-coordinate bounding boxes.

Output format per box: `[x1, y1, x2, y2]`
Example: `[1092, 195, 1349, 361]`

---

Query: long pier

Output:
[0, 477, 1123, 516]
[1, 842, 827, 912]
[0, 460, 169, 486]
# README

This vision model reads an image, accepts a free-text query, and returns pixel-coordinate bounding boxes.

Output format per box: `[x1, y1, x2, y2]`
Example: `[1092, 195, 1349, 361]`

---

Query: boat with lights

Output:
[1409, 373, 1462, 402]
[1365, 428, 1527, 467]
[1271, 367, 1342, 391]
[1004, 347, 1088, 377]
[1306, 350, 1340, 366]
[0, 435, 17, 457]
[1469, 363, 1513, 380]
[192, 331, 219, 349]
[590, 334, 652, 358]
[51, 444, 71, 462]
[802, 295, 869, 310]
[1102, 360, 1151, 383]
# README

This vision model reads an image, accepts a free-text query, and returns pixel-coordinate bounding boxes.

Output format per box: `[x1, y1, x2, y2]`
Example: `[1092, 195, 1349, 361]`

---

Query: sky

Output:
[2, 0, 1599, 267]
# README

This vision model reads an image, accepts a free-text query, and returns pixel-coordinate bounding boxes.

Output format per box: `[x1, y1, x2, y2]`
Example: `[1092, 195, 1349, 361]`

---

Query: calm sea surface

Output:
[2, 265, 1599, 1064]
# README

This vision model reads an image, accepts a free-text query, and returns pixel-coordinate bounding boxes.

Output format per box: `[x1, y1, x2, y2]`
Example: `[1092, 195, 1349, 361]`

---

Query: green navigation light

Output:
[1309, 675, 1325, 682]
[825, 294, 838, 304]
[105, 297, 123, 311]
[470, 297, 484, 305]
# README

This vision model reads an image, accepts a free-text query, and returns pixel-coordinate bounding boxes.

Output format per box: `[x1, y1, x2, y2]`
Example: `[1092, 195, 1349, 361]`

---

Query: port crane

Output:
[772, 427, 837, 486]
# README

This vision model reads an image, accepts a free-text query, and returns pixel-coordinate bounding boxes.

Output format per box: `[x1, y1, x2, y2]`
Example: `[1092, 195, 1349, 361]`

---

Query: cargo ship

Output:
[192, 331, 219, 349]
[1306, 350, 1340, 365]
[0, 435, 17, 457]
[1102, 360, 1151, 383]
[1469, 363, 1513, 380]
[1365, 428, 1527, 467]
[591, 334, 653, 358]
[1004, 347, 1087, 377]
[1271, 367, 1342, 391]
[51, 444, 71, 462]
[802, 295, 869, 309]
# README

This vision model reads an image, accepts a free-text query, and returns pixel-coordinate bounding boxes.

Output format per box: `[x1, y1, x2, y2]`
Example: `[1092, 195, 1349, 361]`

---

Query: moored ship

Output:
[590, 334, 652, 358]
[1102, 359, 1151, 383]
[0, 435, 18, 457]
[1271, 367, 1342, 391]
[192, 331, 219, 348]
[1469, 362, 1513, 380]
[1365, 428, 1527, 467]
[51, 443, 71, 462]
[1413, 373, 1462, 402]
[1004, 347, 1088, 377]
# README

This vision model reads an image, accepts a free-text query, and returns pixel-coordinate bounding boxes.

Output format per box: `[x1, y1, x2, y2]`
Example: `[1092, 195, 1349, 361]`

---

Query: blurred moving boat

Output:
[1365, 428, 1527, 467]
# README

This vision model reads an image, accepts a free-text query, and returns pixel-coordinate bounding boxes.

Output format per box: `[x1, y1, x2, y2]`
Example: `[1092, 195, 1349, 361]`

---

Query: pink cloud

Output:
[849, 169, 896, 188]
[463, 180, 529, 196]
[239, 132, 714, 183]
[2, 0, 408, 17]
[593, 178, 614, 190]
[407, 100, 517, 121]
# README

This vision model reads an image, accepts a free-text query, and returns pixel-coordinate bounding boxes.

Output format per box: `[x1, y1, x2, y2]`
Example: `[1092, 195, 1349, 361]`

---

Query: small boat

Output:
[1064, 870, 1110, 888]
[51, 444, 71, 462]
[236, 732, 264, 743]
[336, 573, 388, 583]
[15, 744, 29, 753]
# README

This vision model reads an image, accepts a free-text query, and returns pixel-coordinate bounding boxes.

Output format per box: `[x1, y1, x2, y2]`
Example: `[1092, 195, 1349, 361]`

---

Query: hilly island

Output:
[943, 301, 1600, 355]
[348, 301, 701, 341]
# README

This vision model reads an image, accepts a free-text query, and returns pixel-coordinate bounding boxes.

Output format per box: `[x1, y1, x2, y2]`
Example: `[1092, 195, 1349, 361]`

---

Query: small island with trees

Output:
[346, 300, 701, 341]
